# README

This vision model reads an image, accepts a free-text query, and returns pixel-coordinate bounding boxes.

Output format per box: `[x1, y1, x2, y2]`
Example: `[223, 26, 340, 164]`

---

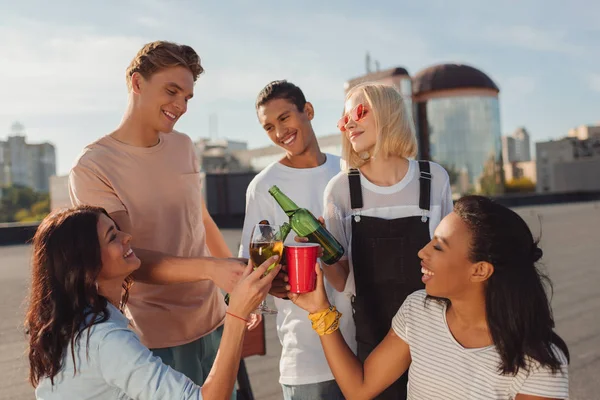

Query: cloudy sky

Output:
[1, 0, 598, 175]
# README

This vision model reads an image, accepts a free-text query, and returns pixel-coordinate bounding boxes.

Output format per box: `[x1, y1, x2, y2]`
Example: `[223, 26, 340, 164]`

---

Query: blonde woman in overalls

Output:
[319, 83, 453, 399]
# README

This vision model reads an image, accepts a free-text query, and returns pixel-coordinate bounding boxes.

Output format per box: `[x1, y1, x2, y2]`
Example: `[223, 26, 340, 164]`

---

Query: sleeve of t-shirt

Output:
[440, 174, 454, 218]
[323, 182, 349, 261]
[98, 326, 203, 400]
[518, 347, 569, 398]
[69, 162, 126, 214]
[391, 294, 412, 343]
[238, 187, 274, 259]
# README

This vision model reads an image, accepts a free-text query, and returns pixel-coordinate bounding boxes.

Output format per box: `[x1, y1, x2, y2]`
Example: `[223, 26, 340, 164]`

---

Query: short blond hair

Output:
[342, 83, 418, 169]
[125, 41, 204, 91]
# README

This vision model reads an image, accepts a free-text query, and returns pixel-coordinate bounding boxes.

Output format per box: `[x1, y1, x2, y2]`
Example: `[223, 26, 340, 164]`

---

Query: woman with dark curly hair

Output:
[26, 205, 279, 399]
[291, 195, 569, 400]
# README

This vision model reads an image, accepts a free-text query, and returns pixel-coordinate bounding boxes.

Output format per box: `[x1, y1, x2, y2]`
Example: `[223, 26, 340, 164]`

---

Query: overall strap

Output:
[418, 161, 431, 221]
[348, 168, 363, 210]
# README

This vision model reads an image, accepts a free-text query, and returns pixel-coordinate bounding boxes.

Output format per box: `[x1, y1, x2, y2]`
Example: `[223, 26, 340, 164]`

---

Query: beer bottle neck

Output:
[269, 187, 299, 217]
[279, 222, 292, 242]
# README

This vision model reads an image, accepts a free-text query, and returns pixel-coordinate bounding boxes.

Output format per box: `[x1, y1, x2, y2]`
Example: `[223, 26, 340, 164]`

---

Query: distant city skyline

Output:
[1, 0, 599, 175]
[0, 125, 56, 192]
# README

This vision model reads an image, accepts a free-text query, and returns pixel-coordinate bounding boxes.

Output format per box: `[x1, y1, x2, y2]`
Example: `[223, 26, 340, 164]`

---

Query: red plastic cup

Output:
[285, 243, 319, 293]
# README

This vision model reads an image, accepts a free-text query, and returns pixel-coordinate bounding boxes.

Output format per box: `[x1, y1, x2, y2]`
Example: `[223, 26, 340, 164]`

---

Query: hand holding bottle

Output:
[294, 214, 349, 293]
[294, 216, 326, 259]
[268, 185, 343, 264]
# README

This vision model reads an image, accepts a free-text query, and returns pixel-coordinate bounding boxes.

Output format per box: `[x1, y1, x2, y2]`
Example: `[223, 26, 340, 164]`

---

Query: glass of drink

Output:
[249, 223, 283, 314]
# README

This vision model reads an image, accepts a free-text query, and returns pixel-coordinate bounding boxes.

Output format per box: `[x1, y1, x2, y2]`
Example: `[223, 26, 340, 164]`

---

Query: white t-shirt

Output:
[323, 159, 454, 297]
[238, 154, 355, 385]
[392, 290, 570, 399]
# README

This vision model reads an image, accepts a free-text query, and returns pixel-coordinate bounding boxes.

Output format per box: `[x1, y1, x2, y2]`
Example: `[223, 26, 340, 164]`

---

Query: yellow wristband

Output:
[308, 306, 342, 336]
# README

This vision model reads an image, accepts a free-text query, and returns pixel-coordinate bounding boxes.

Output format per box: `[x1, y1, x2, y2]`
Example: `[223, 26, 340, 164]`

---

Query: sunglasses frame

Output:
[337, 103, 368, 132]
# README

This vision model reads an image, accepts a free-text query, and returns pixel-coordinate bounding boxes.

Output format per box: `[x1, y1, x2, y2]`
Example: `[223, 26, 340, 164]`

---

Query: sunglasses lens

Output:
[353, 104, 365, 121]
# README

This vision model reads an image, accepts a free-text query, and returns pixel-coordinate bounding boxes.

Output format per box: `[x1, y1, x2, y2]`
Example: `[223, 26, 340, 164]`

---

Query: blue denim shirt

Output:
[35, 303, 203, 399]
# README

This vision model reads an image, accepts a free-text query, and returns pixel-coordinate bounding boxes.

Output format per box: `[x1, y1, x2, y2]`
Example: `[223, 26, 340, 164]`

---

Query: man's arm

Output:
[110, 211, 245, 293]
[201, 197, 233, 258]
[69, 161, 245, 292]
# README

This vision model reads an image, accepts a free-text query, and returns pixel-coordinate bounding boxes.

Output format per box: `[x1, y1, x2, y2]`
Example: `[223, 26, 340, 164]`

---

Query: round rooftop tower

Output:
[412, 63, 499, 99]
[412, 63, 503, 196]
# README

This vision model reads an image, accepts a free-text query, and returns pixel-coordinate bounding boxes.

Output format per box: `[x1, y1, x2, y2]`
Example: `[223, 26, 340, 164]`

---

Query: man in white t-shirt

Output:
[239, 80, 354, 400]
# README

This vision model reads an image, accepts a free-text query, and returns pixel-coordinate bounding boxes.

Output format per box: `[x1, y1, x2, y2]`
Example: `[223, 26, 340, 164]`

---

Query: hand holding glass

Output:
[249, 223, 284, 314]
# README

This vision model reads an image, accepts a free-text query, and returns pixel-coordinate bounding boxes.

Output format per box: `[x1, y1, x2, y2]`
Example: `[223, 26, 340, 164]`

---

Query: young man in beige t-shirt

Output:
[69, 41, 254, 394]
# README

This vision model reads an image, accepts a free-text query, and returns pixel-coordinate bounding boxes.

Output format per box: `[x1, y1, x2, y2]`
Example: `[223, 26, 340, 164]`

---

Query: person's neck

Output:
[446, 288, 489, 332]
[360, 155, 409, 186]
[97, 280, 123, 310]
[111, 106, 161, 148]
[280, 140, 326, 169]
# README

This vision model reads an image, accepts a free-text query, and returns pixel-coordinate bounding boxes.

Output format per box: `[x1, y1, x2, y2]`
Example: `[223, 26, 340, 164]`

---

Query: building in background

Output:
[536, 125, 600, 193]
[1, 123, 56, 193]
[502, 127, 536, 186]
[0, 141, 10, 190]
[412, 63, 504, 196]
[503, 161, 537, 183]
[49, 175, 70, 210]
[28, 142, 56, 193]
[502, 127, 531, 164]
[567, 124, 600, 140]
[194, 138, 248, 173]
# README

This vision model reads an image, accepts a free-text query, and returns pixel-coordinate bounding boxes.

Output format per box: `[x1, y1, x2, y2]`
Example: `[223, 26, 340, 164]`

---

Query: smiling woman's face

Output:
[96, 214, 140, 283]
[342, 92, 377, 154]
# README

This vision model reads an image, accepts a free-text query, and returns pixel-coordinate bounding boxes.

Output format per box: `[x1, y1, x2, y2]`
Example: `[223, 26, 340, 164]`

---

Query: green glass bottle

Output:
[268, 185, 344, 265]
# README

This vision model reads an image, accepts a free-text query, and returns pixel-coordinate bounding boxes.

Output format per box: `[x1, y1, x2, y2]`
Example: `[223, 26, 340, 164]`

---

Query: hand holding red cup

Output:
[285, 243, 320, 293]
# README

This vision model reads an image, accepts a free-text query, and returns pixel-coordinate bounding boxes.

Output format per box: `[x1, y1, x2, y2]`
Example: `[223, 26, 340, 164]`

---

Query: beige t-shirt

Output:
[69, 131, 225, 349]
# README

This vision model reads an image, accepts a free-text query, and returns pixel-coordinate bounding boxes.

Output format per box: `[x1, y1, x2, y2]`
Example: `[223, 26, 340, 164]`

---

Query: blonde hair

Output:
[341, 83, 418, 169]
[125, 41, 204, 91]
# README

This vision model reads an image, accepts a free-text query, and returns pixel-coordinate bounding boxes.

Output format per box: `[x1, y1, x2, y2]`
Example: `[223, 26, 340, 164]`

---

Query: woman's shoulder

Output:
[415, 160, 451, 199]
[415, 160, 449, 181]
[324, 170, 351, 198]
[404, 290, 447, 315]
[405, 289, 428, 308]
[82, 306, 131, 342]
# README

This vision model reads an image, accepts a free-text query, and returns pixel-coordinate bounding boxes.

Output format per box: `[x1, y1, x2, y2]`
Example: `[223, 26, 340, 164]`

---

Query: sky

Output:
[1, 0, 598, 175]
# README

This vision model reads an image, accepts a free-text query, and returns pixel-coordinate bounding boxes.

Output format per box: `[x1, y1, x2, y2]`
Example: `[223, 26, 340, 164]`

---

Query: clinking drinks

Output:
[268, 185, 344, 265]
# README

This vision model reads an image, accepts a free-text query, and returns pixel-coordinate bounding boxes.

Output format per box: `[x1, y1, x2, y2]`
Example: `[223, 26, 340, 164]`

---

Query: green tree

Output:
[0, 185, 51, 223]
[31, 198, 50, 216]
[14, 209, 31, 222]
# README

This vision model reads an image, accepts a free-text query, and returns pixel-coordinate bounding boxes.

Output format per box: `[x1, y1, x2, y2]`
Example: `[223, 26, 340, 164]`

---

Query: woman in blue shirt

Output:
[26, 205, 280, 399]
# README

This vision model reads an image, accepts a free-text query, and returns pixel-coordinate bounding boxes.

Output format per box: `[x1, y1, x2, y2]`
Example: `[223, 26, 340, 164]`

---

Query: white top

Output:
[238, 154, 356, 385]
[36, 303, 203, 400]
[392, 290, 570, 400]
[323, 159, 454, 297]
